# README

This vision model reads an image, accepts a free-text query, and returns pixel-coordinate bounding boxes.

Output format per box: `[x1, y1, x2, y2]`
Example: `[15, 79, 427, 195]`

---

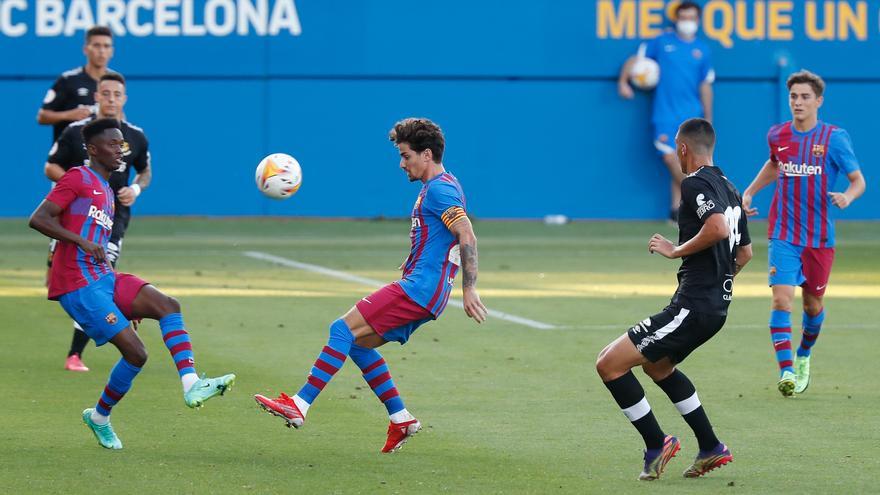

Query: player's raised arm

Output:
[447, 214, 488, 323]
[649, 213, 729, 259]
[742, 159, 778, 216]
[117, 158, 152, 206]
[29, 199, 105, 262]
[829, 169, 866, 210]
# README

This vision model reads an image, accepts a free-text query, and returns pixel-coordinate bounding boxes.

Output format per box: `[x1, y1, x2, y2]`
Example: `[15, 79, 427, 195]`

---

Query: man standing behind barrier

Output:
[618, 2, 715, 222]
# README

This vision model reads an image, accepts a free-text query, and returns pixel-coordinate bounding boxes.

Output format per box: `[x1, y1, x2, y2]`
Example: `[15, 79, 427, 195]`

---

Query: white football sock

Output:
[389, 408, 415, 424]
[91, 409, 110, 425]
[292, 394, 310, 416]
[181, 373, 200, 393]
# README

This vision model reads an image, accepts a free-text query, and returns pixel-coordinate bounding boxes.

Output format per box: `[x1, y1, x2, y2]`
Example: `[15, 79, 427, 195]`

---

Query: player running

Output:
[46, 72, 152, 372]
[28, 119, 234, 450]
[254, 118, 488, 453]
[596, 118, 752, 481]
[742, 70, 866, 397]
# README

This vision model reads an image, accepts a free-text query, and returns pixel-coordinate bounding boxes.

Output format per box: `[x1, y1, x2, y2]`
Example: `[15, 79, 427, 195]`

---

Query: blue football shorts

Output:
[58, 273, 130, 346]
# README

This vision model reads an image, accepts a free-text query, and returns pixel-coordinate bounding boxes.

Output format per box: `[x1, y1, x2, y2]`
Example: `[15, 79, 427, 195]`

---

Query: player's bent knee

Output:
[152, 295, 181, 317]
[126, 347, 148, 368]
[803, 299, 823, 316]
[595, 353, 619, 381]
[164, 296, 181, 314]
[771, 296, 793, 311]
[642, 362, 673, 382]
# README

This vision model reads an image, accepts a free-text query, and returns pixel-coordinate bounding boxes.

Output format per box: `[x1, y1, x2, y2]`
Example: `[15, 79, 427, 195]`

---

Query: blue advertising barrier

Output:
[1, 1, 876, 219]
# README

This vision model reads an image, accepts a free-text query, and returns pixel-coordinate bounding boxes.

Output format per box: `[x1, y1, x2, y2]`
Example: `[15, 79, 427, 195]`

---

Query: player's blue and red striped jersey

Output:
[398, 172, 467, 317]
[766, 121, 860, 248]
[45, 166, 115, 299]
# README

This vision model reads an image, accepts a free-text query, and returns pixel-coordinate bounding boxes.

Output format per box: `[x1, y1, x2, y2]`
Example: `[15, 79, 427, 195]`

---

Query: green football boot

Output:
[777, 370, 796, 397]
[82, 408, 122, 450]
[184, 373, 236, 408]
[794, 356, 811, 394]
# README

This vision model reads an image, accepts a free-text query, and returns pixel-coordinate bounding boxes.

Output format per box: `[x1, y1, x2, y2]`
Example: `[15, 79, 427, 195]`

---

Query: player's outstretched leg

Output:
[65, 322, 90, 372]
[254, 318, 354, 428]
[84, 328, 146, 450]
[770, 309, 796, 397]
[349, 344, 420, 453]
[795, 309, 824, 394]
[650, 368, 732, 477]
[126, 281, 235, 408]
[597, 335, 678, 481]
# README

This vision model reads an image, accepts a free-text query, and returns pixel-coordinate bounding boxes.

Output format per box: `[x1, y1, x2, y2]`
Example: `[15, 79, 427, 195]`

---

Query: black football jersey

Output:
[41, 66, 113, 142]
[48, 116, 150, 193]
[671, 166, 751, 315]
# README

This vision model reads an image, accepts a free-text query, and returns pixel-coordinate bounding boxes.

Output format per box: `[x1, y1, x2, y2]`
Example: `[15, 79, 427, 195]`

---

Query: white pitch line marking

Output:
[243, 251, 556, 330]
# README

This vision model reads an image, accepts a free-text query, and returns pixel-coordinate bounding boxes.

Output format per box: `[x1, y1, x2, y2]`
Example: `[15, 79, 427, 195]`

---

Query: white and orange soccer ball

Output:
[255, 153, 302, 199]
[629, 57, 660, 90]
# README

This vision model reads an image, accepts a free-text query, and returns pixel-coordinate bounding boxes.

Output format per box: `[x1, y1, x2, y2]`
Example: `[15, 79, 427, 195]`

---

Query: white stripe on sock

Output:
[91, 409, 109, 425]
[181, 373, 199, 393]
[389, 408, 415, 424]
[622, 397, 651, 422]
[674, 392, 701, 415]
[292, 394, 310, 416]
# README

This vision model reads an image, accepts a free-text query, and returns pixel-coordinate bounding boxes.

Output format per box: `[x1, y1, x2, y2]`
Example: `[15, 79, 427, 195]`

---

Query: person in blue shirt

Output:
[618, 1, 715, 221]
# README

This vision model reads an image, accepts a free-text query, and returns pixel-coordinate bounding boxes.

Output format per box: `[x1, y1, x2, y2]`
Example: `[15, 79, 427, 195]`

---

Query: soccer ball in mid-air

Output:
[629, 57, 660, 90]
[255, 153, 302, 199]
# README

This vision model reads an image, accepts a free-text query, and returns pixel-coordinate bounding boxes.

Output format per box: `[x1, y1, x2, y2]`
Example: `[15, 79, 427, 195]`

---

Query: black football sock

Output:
[69, 325, 90, 357]
[654, 369, 719, 452]
[604, 371, 665, 450]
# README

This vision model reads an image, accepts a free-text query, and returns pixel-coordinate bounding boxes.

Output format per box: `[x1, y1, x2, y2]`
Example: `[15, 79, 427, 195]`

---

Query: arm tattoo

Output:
[460, 244, 478, 289]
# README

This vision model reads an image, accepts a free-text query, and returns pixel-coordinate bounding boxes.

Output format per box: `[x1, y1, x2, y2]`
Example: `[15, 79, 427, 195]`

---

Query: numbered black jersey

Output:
[672, 166, 751, 315]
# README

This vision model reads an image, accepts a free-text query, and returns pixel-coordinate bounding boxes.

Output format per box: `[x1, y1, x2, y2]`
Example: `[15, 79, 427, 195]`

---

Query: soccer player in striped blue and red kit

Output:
[28, 119, 235, 450]
[743, 70, 867, 397]
[255, 118, 488, 453]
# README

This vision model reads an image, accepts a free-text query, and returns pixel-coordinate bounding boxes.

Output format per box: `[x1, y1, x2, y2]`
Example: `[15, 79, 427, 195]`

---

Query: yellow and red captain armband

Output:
[441, 206, 467, 229]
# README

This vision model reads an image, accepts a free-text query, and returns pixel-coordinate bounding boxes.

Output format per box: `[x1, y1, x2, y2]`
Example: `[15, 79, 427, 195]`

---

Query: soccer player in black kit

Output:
[37, 26, 115, 142]
[595, 118, 752, 481]
[45, 72, 151, 371]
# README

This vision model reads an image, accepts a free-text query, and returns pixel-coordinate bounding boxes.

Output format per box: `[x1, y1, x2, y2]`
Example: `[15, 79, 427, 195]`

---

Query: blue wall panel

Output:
[1, 1, 875, 219]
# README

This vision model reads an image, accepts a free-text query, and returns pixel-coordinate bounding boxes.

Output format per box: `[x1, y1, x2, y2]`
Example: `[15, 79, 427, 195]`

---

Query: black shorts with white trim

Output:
[627, 303, 726, 364]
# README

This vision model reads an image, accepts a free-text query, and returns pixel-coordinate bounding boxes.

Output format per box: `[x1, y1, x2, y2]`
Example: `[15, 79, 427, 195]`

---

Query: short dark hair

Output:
[787, 70, 825, 98]
[86, 26, 112, 42]
[675, 1, 702, 17]
[82, 118, 121, 145]
[388, 118, 445, 163]
[678, 118, 715, 153]
[100, 72, 125, 86]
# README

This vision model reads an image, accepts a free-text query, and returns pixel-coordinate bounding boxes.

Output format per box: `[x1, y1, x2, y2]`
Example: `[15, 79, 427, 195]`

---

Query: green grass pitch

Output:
[1, 218, 878, 494]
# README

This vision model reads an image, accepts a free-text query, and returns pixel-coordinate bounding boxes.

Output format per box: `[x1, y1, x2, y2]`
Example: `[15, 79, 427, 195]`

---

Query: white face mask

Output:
[676, 20, 699, 37]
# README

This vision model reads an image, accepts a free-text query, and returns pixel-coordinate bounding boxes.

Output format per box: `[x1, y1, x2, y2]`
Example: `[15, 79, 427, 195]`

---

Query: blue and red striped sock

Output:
[94, 358, 142, 420]
[159, 313, 199, 391]
[797, 309, 825, 358]
[770, 309, 794, 375]
[296, 319, 353, 407]
[349, 344, 407, 419]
